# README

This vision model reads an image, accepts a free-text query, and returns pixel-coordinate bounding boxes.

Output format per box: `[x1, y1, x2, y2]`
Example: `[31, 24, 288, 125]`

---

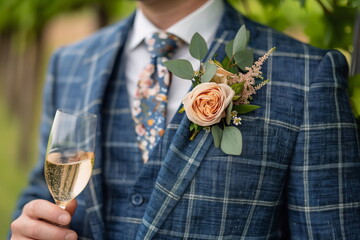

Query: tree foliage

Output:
[0, 0, 135, 47]
[0, 0, 358, 52]
[229, 0, 359, 54]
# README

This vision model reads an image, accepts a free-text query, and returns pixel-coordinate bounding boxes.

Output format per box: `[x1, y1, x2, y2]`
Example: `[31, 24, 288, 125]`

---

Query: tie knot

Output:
[145, 32, 184, 58]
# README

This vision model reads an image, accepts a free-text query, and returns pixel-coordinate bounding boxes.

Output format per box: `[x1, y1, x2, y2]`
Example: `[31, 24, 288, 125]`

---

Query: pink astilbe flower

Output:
[229, 47, 275, 105]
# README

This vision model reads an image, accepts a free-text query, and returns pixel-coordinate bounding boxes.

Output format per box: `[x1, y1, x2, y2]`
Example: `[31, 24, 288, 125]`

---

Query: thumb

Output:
[65, 199, 78, 216]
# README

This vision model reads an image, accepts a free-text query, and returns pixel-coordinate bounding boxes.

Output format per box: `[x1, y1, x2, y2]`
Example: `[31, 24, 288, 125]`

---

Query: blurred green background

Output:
[0, 0, 359, 238]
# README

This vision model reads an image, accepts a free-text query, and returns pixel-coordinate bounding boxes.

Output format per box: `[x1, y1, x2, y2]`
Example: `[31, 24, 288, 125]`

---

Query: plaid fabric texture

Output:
[11, 1, 360, 239]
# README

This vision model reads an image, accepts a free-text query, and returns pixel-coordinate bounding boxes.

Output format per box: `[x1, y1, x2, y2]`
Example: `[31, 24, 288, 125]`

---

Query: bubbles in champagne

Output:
[45, 151, 94, 205]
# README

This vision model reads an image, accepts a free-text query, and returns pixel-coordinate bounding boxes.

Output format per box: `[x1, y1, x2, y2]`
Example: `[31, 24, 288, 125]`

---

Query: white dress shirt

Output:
[124, 0, 224, 124]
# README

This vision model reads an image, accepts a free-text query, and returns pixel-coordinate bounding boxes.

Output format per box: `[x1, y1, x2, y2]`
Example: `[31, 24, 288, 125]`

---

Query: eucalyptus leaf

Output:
[225, 40, 234, 59]
[211, 125, 223, 148]
[234, 49, 254, 71]
[189, 32, 208, 61]
[164, 59, 194, 80]
[220, 126, 242, 155]
[232, 104, 260, 114]
[226, 101, 233, 125]
[201, 62, 217, 83]
[232, 25, 247, 55]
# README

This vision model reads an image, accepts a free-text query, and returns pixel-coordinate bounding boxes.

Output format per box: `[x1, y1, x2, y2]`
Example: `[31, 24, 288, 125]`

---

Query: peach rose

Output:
[182, 82, 235, 126]
[212, 67, 239, 84]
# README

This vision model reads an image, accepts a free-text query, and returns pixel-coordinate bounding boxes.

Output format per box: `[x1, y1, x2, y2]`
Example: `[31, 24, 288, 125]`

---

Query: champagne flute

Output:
[44, 109, 97, 209]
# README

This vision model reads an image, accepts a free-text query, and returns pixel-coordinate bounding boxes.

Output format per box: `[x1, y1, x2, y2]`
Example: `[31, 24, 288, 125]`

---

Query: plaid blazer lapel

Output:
[136, 3, 249, 239]
[78, 14, 135, 240]
[136, 114, 214, 239]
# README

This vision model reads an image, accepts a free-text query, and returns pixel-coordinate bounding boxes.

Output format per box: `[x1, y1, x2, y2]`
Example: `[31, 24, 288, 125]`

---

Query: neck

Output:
[137, 0, 208, 30]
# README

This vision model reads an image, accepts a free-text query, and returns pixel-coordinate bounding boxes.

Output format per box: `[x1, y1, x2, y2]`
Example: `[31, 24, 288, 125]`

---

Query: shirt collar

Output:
[127, 0, 224, 50]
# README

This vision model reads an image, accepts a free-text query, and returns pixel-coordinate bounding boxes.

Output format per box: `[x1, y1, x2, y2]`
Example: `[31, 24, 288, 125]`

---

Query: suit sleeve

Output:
[287, 50, 360, 239]
[9, 49, 61, 226]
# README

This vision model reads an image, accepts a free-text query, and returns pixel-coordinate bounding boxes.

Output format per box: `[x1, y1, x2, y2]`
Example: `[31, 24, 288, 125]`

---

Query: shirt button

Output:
[131, 193, 144, 206]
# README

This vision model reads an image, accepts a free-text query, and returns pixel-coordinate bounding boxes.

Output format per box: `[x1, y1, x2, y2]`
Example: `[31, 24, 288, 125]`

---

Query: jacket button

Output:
[131, 193, 144, 206]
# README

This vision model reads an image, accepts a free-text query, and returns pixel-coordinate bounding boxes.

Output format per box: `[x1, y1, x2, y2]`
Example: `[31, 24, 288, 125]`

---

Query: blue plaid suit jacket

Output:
[12, 2, 360, 239]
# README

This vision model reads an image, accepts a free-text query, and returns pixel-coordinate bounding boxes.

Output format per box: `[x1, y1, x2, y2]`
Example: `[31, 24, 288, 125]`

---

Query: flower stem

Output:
[226, 55, 235, 70]
[229, 61, 241, 69]
[190, 129, 200, 141]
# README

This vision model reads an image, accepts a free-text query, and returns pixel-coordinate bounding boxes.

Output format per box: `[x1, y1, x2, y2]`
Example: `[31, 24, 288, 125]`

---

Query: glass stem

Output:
[55, 200, 67, 209]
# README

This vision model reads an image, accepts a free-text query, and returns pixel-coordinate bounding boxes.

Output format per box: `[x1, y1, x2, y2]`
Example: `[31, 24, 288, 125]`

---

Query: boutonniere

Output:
[164, 25, 275, 155]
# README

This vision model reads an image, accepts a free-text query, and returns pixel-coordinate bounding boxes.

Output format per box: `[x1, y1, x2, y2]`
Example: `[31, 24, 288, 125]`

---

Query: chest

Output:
[87, 52, 299, 238]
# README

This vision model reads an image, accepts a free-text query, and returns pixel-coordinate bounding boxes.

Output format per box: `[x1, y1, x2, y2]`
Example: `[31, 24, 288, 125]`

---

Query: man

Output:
[10, 0, 360, 239]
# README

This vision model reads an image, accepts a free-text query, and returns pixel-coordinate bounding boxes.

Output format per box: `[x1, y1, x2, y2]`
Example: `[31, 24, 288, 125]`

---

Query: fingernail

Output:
[58, 214, 70, 225]
[66, 232, 77, 240]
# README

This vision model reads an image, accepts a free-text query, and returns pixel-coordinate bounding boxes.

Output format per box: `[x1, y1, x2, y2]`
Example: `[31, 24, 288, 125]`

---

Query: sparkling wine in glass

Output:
[44, 109, 97, 209]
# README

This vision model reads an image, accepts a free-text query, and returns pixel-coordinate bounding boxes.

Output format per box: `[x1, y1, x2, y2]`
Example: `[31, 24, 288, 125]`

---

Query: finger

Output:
[10, 233, 34, 240]
[65, 199, 78, 216]
[23, 199, 72, 225]
[11, 215, 77, 240]
[10, 218, 33, 240]
[19, 217, 77, 240]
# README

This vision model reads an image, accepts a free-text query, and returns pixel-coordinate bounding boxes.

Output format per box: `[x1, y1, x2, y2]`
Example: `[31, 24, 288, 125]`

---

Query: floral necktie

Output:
[133, 32, 184, 163]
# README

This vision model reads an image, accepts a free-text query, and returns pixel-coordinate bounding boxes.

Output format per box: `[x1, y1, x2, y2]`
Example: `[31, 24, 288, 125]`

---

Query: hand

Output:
[10, 199, 78, 240]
